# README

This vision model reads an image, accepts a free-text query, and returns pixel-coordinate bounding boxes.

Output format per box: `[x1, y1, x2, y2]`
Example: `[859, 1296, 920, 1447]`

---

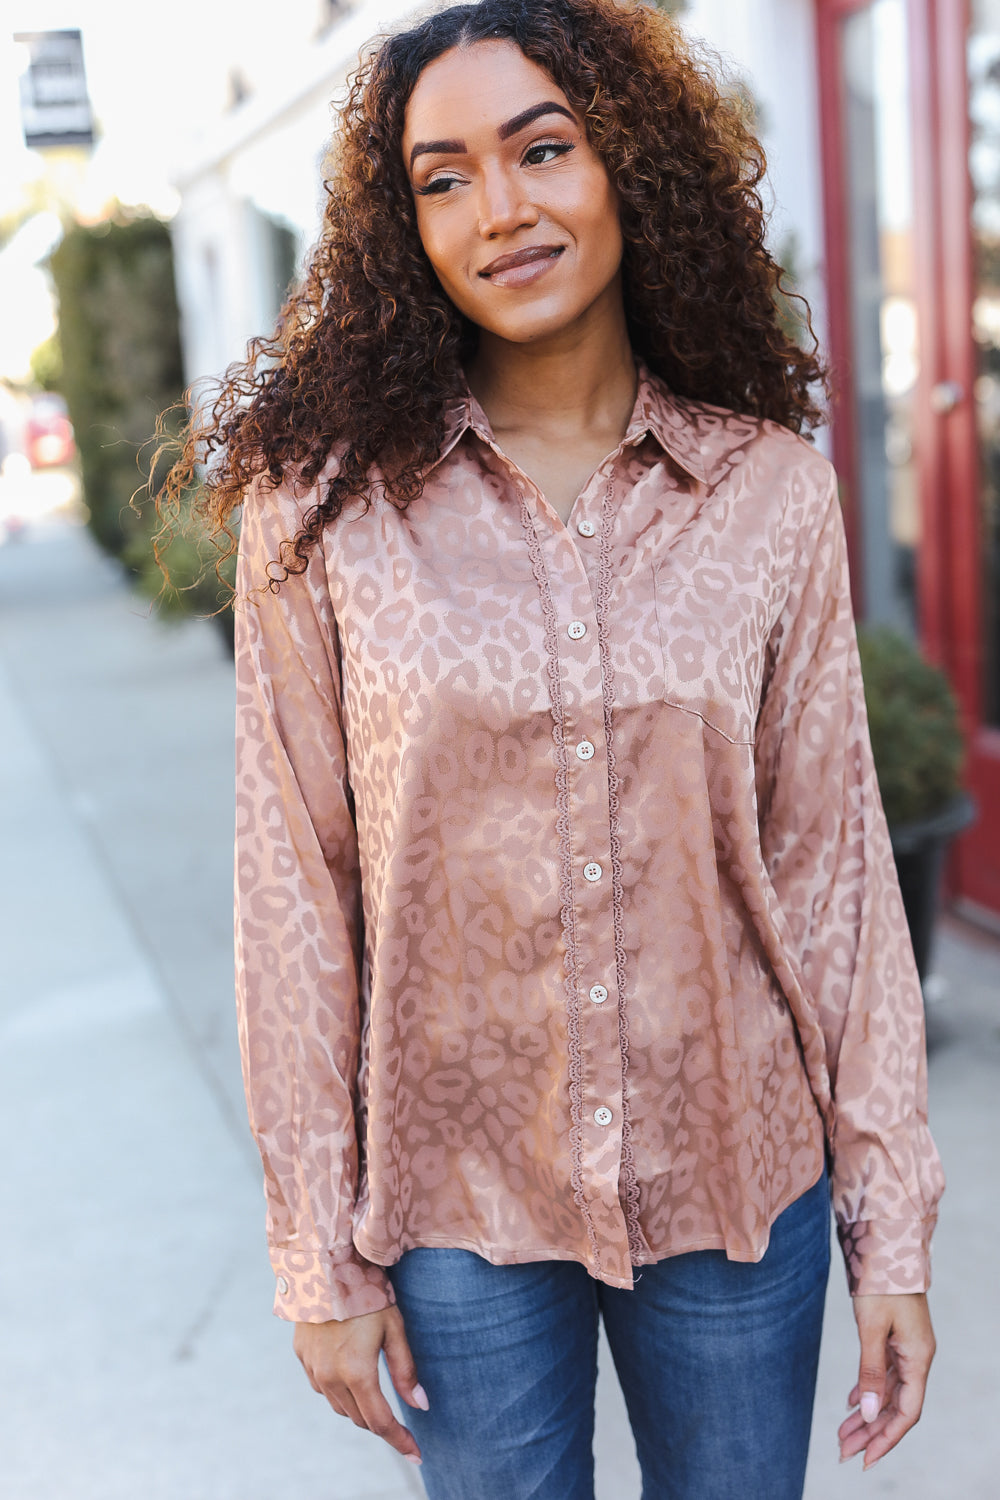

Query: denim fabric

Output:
[386, 1169, 830, 1500]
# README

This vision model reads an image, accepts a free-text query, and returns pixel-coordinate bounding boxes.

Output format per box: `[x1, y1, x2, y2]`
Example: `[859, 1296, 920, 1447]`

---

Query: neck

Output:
[465, 287, 637, 442]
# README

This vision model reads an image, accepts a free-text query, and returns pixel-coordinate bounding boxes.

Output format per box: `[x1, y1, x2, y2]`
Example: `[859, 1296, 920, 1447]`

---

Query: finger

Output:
[840, 1408, 893, 1462]
[854, 1306, 890, 1426]
[861, 1361, 929, 1467]
[383, 1308, 429, 1411]
[327, 1384, 366, 1428]
[312, 1367, 383, 1431]
[863, 1408, 915, 1469]
[840, 1365, 903, 1457]
[837, 1410, 866, 1443]
[319, 1387, 350, 1420]
[354, 1378, 423, 1464]
[844, 1363, 899, 1414]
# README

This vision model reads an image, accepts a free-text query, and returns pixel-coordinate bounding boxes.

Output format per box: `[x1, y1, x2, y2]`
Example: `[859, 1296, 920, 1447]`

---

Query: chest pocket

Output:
[653, 555, 773, 745]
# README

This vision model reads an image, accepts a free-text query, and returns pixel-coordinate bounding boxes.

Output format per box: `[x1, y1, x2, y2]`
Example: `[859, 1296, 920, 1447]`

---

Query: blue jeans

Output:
[386, 1169, 830, 1500]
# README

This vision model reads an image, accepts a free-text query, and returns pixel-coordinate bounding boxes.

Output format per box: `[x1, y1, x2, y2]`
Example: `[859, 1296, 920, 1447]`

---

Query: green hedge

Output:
[49, 213, 184, 557]
[47, 212, 234, 627]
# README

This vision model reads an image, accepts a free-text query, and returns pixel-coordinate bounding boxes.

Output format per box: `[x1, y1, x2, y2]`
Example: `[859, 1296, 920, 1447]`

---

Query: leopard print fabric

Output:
[233, 366, 944, 1321]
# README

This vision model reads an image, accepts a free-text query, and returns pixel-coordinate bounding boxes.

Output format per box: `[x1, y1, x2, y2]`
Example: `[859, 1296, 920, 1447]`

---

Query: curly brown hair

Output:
[158, 0, 827, 581]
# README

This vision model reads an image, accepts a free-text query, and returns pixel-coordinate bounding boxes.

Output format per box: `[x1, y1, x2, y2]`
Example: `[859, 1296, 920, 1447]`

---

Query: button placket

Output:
[529, 481, 630, 1272]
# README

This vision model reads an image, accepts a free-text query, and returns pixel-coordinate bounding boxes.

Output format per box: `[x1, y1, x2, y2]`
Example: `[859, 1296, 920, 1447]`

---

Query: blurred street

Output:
[1, 506, 998, 1500]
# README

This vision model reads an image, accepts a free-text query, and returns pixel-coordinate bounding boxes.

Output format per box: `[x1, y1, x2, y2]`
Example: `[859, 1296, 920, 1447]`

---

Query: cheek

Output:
[581, 214, 623, 286]
[416, 213, 467, 293]
[573, 172, 622, 261]
[595, 188, 623, 251]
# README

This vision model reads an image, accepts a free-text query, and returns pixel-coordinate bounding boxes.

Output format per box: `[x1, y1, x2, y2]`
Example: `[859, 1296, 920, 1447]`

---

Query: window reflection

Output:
[841, 0, 919, 633]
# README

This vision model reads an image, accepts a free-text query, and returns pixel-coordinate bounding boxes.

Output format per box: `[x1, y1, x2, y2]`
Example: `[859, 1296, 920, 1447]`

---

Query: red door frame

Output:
[816, 0, 1000, 917]
[935, 0, 1000, 916]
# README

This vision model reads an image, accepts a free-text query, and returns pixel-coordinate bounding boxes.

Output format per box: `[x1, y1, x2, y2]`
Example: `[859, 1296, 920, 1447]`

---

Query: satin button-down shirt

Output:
[234, 367, 944, 1323]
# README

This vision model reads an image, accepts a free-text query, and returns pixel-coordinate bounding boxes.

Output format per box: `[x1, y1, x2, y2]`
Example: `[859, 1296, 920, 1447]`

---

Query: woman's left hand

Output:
[838, 1293, 936, 1469]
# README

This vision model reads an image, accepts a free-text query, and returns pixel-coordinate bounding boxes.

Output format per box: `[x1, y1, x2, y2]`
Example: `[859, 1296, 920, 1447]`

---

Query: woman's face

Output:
[401, 39, 625, 348]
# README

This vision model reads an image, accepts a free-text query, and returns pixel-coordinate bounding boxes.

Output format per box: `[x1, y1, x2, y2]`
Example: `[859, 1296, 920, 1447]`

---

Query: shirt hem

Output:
[357, 1232, 633, 1290]
[354, 1165, 829, 1286]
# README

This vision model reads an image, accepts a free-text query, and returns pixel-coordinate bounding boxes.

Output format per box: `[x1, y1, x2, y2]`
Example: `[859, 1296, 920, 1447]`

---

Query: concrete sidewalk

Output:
[1, 514, 997, 1499]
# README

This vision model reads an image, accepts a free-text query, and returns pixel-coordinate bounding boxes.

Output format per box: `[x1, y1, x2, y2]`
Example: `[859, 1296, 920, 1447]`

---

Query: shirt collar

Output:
[423, 361, 709, 486]
[626, 363, 709, 484]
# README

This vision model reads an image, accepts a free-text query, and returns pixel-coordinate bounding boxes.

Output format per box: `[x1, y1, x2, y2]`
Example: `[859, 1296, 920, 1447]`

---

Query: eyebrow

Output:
[408, 101, 577, 172]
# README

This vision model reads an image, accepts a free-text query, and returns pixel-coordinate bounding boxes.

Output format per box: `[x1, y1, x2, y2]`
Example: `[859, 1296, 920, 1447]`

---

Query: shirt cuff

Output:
[269, 1244, 396, 1322]
[837, 1216, 937, 1296]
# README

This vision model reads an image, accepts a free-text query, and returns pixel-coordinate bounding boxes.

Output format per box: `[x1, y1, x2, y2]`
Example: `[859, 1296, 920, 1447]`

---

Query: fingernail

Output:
[864, 1457, 881, 1471]
[405, 1454, 423, 1465]
[412, 1383, 430, 1411]
[860, 1392, 880, 1423]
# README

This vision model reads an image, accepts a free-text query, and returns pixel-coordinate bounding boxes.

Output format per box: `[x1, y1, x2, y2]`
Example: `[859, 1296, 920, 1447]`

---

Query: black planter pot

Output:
[889, 793, 976, 982]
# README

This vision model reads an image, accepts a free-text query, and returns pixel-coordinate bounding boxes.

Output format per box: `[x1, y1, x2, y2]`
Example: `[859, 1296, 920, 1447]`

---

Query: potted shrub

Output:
[857, 626, 975, 982]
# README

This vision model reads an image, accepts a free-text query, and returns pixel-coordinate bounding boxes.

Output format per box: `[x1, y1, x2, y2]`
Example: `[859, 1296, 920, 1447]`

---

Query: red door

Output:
[818, 0, 1000, 921]
[938, 0, 1000, 918]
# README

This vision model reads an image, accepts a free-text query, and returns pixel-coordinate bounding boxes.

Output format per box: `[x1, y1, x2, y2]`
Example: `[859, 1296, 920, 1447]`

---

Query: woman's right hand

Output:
[293, 1306, 429, 1466]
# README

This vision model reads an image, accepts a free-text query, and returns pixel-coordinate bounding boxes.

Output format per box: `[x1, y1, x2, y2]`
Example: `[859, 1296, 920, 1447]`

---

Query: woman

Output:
[173, 2, 944, 1494]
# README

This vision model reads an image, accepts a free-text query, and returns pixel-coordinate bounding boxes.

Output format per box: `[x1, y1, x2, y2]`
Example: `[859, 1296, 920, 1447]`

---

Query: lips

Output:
[479, 245, 563, 277]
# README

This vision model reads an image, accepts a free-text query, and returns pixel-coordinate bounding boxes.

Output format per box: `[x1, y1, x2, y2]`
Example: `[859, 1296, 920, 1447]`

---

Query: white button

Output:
[277, 1276, 289, 1295]
[594, 1106, 613, 1126]
[575, 739, 595, 761]
[583, 861, 603, 882]
[567, 620, 587, 640]
[589, 984, 609, 1005]
[577, 518, 596, 538]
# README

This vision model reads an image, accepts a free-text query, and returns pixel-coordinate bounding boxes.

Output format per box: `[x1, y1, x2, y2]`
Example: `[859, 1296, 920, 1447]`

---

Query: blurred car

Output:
[25, 392, 75, 469]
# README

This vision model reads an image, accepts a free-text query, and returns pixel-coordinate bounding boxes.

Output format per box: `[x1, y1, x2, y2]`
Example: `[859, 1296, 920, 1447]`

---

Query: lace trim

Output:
[517, 493, 601, 1268]
[597, 474, 644, 1262]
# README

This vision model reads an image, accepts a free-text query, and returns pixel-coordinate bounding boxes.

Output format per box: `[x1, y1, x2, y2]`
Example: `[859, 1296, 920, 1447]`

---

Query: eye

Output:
[522, 140, 574, 167]
[414, 174, 462, 197]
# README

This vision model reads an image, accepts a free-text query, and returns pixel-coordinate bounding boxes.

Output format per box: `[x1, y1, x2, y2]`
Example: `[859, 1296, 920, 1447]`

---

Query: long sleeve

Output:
[754, 473, 945, 1296]
[234, 476, 394, 1322]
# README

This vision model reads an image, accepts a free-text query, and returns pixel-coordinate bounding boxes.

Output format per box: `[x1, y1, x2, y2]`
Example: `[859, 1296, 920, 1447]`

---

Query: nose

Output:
[477, 164, 538, 238]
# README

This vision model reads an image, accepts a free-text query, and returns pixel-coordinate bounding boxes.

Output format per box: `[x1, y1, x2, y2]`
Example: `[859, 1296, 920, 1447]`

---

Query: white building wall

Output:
[171, 111, 332, 397]
[680, 0, 828, 352]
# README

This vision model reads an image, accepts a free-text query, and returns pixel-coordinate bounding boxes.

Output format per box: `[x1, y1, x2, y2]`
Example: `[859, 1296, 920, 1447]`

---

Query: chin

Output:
[475, 301, 590, 346]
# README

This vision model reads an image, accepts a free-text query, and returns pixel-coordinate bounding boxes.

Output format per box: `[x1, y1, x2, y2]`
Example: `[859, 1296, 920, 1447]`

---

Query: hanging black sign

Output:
[15, 29, 94, 150]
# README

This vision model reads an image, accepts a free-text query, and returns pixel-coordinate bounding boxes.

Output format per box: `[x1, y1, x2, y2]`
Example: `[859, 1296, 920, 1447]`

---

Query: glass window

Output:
[840, 0, 919, 633]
